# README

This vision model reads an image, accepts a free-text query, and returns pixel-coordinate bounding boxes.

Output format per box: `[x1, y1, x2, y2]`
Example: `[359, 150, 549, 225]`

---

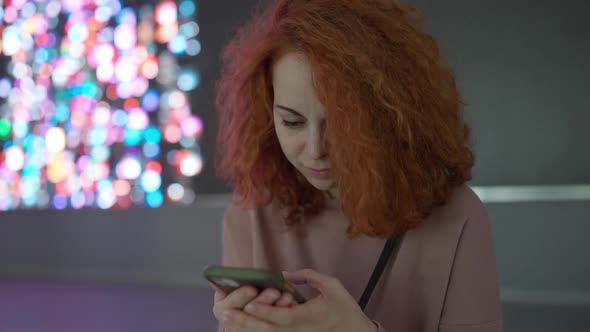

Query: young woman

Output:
[211, 0, 502, 331]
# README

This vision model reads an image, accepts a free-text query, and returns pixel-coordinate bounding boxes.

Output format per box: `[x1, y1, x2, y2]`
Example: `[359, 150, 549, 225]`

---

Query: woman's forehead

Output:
[272, 53, 325, 117]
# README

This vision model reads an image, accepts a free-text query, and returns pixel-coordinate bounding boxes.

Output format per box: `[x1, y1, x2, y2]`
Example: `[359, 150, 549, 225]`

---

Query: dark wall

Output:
[189, 0, 262, 193]
[412, 0, 590, 186]
[196, 0, 590, 190]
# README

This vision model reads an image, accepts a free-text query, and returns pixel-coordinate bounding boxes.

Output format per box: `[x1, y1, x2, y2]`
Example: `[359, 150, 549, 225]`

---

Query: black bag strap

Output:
[358, 233, 403, 311]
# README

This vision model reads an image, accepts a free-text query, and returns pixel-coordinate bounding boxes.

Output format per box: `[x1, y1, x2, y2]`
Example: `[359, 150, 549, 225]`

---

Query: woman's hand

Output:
[211, 283, 296, 331]
[222, 269, 378, 332]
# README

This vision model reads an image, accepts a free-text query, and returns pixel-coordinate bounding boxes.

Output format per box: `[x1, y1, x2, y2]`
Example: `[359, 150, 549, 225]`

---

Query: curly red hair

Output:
[215, 0, 474, 239]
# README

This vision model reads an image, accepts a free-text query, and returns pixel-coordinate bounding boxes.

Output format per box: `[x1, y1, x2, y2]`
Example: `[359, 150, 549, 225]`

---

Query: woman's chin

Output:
[306, 177, 335, 191]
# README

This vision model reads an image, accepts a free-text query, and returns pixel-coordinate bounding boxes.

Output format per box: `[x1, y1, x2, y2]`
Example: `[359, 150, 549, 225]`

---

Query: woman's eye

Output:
[282, 120, 304, 127]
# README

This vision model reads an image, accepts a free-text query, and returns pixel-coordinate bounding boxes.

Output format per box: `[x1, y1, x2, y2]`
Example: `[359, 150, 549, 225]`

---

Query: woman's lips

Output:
[306, 167, 331, 179]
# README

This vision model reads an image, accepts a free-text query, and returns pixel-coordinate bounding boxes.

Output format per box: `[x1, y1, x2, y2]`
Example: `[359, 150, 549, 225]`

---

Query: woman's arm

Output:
[438, 205, 503, 331]
[221, 203, 254, 268]
[217, 203, 255, 332]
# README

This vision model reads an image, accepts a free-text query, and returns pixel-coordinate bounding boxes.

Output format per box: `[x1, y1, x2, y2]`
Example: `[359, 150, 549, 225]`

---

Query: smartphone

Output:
[203, 265, 306, 304]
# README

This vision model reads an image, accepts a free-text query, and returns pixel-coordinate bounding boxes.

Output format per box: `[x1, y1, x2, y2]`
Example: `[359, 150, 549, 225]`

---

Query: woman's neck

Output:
[324, 189, 341, 210]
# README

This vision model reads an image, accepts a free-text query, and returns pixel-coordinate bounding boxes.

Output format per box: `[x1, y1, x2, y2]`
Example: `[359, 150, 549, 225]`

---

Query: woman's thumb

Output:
[282, 270, 307, 284]
[282, 269, 333, 293]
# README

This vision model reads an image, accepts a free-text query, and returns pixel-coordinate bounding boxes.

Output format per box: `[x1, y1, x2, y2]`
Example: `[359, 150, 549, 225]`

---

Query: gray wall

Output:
[195, 0, 590, 189]
[0, 0, 589, 312]
[1, 198, 590, 308]
[415, 0, 590, 185]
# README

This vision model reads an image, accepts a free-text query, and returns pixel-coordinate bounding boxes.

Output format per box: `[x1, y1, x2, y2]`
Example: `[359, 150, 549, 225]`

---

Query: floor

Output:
[0, 281, 218, 332]
[0, 281, 588, 331]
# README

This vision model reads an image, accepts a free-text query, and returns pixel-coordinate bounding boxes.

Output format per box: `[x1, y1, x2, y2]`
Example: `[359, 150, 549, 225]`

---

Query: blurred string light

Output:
[0, 0, 202, 211]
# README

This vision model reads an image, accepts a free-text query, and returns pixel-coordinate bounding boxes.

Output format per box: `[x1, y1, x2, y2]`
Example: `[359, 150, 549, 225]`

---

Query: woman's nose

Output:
[307, 127, 327, 160]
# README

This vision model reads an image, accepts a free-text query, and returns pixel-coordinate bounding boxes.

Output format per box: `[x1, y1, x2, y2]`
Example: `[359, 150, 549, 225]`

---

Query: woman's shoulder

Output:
[409, 185, 489, 242]
[444, 184, 487, 219]
[432, 184, 487, 224]
[223, 197, 286, 229]
[401, 186, 501, 328]
[398, 185, 493, 287]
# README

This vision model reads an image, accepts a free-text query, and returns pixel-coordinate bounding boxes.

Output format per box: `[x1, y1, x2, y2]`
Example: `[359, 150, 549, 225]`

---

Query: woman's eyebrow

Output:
[275, 104, 303, 117]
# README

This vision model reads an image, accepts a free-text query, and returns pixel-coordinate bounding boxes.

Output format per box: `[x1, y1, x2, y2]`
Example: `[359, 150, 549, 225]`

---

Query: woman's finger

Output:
[283, 269, 341, 294]
[210, 283, 227, 303]
[223, 308, 275, 332]
[224, 285, 259, 309]
[243, 299, 323, 326]
[249, 288, 281, 305]
[274, 292, 293, 307]
[213, 285, 259, 322]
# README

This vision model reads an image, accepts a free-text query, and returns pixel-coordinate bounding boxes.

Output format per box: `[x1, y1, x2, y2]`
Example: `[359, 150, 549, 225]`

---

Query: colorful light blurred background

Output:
[0, 0, 203, 211]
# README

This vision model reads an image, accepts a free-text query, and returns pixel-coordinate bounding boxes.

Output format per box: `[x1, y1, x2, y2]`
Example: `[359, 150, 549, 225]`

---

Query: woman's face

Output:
[272, 52, 336, 193]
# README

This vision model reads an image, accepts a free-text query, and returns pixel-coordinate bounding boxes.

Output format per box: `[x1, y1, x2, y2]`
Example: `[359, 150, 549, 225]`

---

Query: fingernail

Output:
[244, 303, 256, 312]
[266, 290, 279, 299]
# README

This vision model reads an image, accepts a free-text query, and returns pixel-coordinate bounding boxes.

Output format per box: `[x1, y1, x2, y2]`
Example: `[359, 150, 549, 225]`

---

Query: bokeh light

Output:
[0, 0, 203, 211]
[167, 183, 184, 201]
[177, 69, 200, 91]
